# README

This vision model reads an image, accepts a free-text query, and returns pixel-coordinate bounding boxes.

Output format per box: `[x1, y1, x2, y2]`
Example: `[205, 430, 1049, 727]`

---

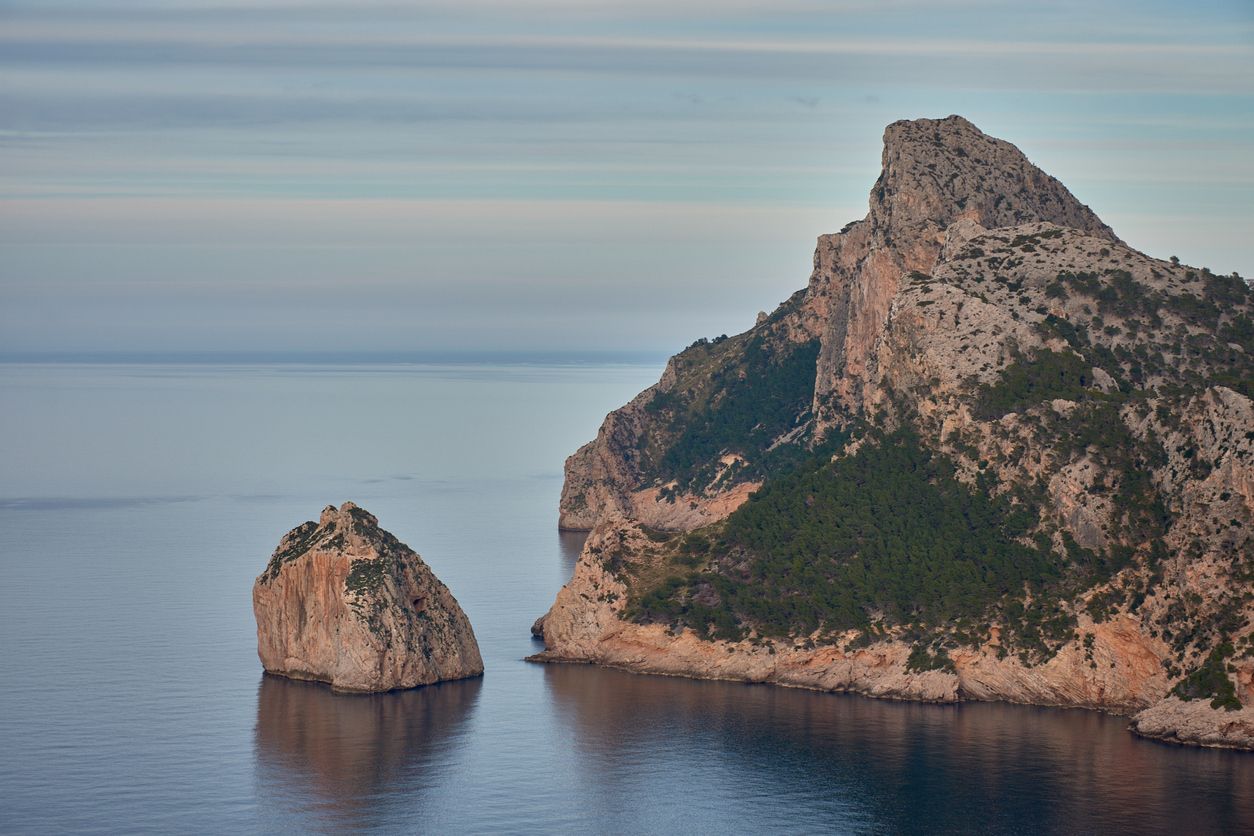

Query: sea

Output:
[0, 360, 1251, 835]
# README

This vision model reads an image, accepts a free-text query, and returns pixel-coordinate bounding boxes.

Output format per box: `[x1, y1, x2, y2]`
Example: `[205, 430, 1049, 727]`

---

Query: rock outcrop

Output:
[537, 115, 1254, 750]
[1130, 697, 1254, 750]
[253, 502, 483, 693]
[808, 115, 1116, 429]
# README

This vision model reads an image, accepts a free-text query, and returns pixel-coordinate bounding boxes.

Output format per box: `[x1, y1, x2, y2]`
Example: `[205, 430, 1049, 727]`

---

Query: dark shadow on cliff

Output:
[541, 664, 1254, 835]
[252, 674, 482, 830]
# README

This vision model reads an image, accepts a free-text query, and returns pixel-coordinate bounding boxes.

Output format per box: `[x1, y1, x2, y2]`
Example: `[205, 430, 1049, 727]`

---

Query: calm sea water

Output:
[1, 361, 1251, 835]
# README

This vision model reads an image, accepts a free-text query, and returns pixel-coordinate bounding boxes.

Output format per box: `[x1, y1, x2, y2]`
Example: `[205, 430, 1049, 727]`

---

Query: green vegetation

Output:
[1172, 642, 1242, 711]
[1165, 269, 1252, 332]
[346, 552, 399, 597]
[907, 643, 956, 673]
[1008, 228, 1064, 250]
[347, 505, 376, 527]
[1034, 266, 1253, 396]
[1220, 314, 1253, 354]
[628, 429, 1068, 653]
[260, 521, 322, 583]
[1094, 269, 1157, 319]
[972, 349, 1095, 418]
[645, 336, 820, 490]
[345, 548, 412, 638]
[618, 255, 1252, 668]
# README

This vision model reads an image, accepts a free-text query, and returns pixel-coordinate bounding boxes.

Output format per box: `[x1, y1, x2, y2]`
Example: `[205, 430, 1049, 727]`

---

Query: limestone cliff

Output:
[539, 116, 1254, 750]
[560, 116, 1115, 532]
[253, 502, 483, 693]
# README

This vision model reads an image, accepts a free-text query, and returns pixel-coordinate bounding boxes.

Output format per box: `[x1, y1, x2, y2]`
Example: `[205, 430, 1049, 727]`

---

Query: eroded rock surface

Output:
[1130, 697, 1254, 750]
[539, 116, 1254, 750]
[253, 502, 483, 692]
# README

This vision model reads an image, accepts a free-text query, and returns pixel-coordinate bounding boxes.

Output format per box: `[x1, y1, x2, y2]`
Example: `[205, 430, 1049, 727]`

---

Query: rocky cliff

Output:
[539, 116, 1254, 750]
[253, 502, 483, 693]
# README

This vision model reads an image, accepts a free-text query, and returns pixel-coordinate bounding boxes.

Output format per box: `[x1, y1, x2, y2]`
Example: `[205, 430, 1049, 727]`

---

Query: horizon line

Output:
[0, 348, 675, 366]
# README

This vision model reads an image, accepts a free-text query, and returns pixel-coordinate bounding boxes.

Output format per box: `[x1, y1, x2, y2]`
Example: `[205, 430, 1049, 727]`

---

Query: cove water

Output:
[1, 361, 1251, 834]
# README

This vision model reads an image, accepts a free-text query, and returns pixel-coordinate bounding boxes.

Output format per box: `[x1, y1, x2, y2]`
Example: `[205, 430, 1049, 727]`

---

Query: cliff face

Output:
[809, 116, 1116, 428]
[540, 116, 1254, 750]
[253, 502, 483, 693]
[558, 288, 821, 532]
[560, 118, 1120, 532]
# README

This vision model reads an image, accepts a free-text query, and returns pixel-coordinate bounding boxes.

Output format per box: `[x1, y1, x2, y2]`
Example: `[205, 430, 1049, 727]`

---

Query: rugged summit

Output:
[808, 115, 1116, 426]
[558, 116, 1119, 532]
[538, 116, 1254, 749]
[253, 502, 483, 692]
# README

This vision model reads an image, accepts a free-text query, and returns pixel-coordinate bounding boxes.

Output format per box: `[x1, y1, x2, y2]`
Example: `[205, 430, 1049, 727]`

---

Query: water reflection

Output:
[253, 674, 482, 831]
[557, 529, 588, 574]
[543, 665, 1254, 835]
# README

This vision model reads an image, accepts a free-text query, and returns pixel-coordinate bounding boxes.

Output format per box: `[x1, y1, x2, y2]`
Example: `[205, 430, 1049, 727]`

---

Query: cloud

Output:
[3, 30, 1248, 103]
[5, 23, 1251, 57]
[0, 0, 1250, 355]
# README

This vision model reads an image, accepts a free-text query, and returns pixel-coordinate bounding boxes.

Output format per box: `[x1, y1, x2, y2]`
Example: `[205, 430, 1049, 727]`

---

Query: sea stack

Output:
[253, 502, 483, 693]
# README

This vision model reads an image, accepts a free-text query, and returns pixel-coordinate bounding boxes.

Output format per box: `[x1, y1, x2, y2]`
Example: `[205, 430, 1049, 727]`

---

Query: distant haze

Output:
[2, 0, 1251, 357]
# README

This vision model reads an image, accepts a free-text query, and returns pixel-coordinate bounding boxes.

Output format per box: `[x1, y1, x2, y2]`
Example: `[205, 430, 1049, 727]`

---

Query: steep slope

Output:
[538, 116, 1254, 750]
[254, 502, 483, 692]
[808, 115, 1116, 430]
[558, 289, 822, 531]
[560, 116, 1116, 532]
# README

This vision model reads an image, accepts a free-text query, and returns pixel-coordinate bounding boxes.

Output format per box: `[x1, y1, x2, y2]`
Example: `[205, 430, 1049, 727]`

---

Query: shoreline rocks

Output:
[1130, 697, 1254, 750]
[529, 515, 1253, 750]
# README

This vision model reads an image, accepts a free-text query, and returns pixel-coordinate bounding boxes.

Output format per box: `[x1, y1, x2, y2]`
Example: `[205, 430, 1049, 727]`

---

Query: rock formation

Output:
[537, 116, 1254, 750]
[253, 502, 483, 693]
[1129, 697, 1254, 750]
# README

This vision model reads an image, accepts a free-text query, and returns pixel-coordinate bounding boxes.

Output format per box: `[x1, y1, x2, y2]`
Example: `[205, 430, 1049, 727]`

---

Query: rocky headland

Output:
[533, 116, 1254, 750]
[253, 502, 483, 693]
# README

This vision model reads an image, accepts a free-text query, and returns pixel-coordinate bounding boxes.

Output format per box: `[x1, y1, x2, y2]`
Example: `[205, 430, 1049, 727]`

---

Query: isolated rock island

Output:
[253, 502, 483, 693]
[531, 115, 1254, 750]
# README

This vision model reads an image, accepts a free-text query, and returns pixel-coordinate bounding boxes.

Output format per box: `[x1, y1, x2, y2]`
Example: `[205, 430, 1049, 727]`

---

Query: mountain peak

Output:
[872, 115, 1115, 246]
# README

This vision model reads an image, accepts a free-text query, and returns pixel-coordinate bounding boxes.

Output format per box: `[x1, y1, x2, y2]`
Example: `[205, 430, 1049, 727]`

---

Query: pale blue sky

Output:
[2, 0, 1251, 356]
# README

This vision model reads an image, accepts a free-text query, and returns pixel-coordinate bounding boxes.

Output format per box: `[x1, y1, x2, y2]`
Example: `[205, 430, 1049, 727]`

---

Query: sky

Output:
[1, 0, 1252, 358]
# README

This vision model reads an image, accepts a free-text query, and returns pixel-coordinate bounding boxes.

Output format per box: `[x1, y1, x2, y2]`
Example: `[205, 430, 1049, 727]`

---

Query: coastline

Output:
[527, 644, 1254, 751]
[528, 514, 1254, 752]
